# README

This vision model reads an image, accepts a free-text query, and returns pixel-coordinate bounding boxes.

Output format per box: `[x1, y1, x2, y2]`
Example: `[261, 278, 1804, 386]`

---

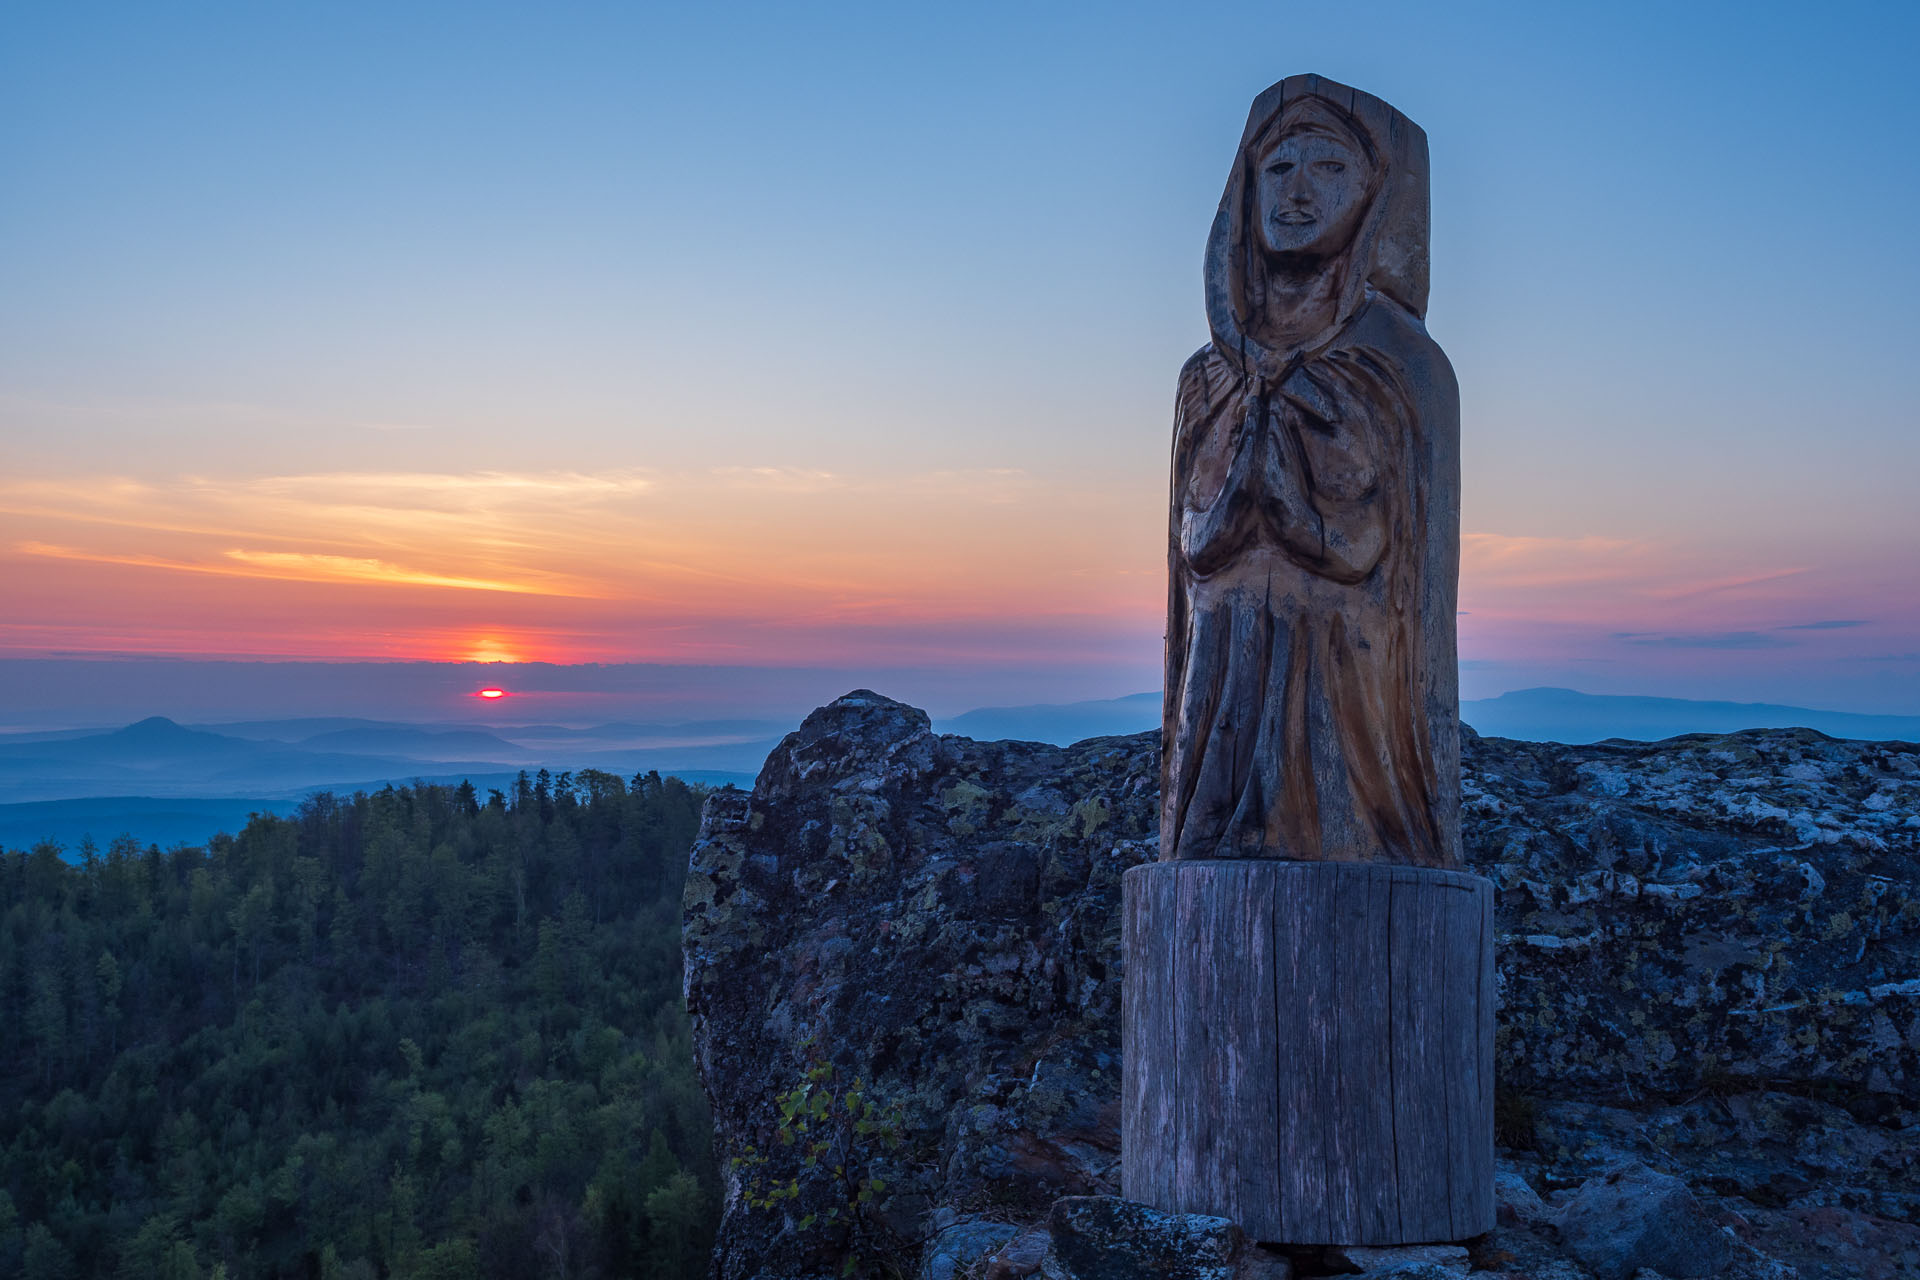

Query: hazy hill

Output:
[934, 687, 1920, 748]
[294, 725, 529, 759]
[933, 691, 1160, 744]
[0, 715, 769, 852]
[8, 687, 1916, 854]
[0, 796, 294, 854]
[1460, 686, 1920, 744]
[0, 717, 516, 805]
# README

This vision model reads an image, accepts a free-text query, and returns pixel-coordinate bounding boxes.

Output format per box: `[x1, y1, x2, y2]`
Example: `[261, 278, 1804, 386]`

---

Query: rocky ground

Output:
[682, 692, 1920, 1280]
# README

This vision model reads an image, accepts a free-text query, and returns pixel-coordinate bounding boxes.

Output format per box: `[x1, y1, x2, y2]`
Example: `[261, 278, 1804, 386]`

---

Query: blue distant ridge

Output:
[0, 714, 772, 855]
[932, 687, 1920, 748]
[934, 692, 1160, 745]
[0, 796, 292, 855]
[1460, 687, 1920, 745]
[8, 686, 1914, 858]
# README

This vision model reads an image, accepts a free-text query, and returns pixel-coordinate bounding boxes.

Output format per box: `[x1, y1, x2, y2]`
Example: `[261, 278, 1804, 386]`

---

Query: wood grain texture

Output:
[1173, 860, 1279, 1222]
[1120, 863, 1178, 1206]
[1389, 868, 1457, 1242]
[1122, 860, 1493, 1245]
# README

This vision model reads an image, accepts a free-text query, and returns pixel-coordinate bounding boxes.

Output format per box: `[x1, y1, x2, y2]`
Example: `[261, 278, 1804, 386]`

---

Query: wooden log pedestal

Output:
[1121, 859, 1494, 1245]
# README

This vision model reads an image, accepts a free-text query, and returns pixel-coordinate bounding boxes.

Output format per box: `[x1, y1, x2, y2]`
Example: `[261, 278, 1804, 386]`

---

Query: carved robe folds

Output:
[1164, 295, 1460, 866]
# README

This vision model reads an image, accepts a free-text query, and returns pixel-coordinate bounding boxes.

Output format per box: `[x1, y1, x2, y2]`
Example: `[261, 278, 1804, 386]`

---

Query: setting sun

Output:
[475, 688, 508, 700]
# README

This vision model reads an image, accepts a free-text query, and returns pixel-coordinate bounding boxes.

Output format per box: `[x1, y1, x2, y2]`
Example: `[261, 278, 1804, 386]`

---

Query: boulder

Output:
[1552, 1161, 1732, 1279]
[986, 1227, 1054, 1280]
[921, 1218, 1021, 1280]
[1493, 1171, 1547, 1228]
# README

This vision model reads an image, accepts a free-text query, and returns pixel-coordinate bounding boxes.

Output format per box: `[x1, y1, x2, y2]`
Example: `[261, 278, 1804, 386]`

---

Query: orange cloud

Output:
[1459, 531, 1822, 627]
[0, 464, 1163, 661]
[1643, 567, 1810, 601]
[17, 542, 596, 597]
[219, 550, 595, 595]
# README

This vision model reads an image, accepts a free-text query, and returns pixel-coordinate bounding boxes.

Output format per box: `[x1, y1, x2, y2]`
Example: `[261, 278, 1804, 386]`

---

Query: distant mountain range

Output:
[0, 714, 778, 852]
[0, 714, 791, 804]
[6, 687, 1915, 854]
[933, 692, 1162, 745]
[931, 687, 1920, 749]
[1458, 687, 1920, 745]
[0, 797, 302, 856]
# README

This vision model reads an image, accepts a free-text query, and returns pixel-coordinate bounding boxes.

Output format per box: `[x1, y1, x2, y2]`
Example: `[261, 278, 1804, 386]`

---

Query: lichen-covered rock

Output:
[684, 694, 1920, 1280]
[1515, 1092, 1919, 1225]
[1468, 727, 1920, 1104]
[685, 692, 1156, 1279]
[1039, 1197, 1252, 1280]
[1466, 726, 1920, 1261]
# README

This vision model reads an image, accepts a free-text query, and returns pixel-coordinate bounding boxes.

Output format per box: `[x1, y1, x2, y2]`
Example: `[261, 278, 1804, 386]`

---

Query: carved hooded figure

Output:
[1162, 74, 1461, 867]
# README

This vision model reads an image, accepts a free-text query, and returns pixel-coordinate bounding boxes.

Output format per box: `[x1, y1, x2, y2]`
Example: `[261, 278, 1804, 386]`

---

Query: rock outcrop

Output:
[684, 692, 1920, 1279]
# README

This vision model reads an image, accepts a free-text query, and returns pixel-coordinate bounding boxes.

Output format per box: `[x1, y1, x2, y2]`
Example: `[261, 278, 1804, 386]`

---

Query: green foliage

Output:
[1493, 1086, 1540, 1152]
[0, 771, 717, 1278]
[734, 1043, 907, 1277]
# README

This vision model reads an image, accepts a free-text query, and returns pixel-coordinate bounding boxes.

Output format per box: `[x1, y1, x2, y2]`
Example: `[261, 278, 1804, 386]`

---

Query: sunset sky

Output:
[4, 1, 1918, 715]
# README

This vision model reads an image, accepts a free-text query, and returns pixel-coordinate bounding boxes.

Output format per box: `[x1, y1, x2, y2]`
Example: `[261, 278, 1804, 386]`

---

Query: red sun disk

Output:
[476, 688, 508, 699]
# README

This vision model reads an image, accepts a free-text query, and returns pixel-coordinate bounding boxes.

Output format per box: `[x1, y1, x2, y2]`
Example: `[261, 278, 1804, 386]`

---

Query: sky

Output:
[3, 0, 1918, 717]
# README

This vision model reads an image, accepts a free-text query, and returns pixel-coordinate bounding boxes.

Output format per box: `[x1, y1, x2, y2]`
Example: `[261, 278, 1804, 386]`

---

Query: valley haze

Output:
[4, 663, 1915, 855]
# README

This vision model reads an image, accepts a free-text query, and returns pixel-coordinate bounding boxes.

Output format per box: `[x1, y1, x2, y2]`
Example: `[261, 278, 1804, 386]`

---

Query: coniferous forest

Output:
[0, 769, 718, 1279]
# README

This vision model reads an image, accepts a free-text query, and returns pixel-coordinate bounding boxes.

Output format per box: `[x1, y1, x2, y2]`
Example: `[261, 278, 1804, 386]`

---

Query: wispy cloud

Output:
[1459, 532, 1651, 592]
[17, 542, 599, 597]
[1612, 630, 1793, 650]
[240, 469, 658, 508]
[1778, 619, 1868, 631]
[1644, 568, 1809, 601]
[220, 550, 595, 596]
[1459, 531, 1841, 632]
[0, 461, 1161, 660]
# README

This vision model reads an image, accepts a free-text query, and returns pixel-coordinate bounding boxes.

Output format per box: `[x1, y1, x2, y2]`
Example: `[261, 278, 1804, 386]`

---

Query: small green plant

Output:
[733, 1047, 909, 1277]
[1493, 1087, 1540, 1152]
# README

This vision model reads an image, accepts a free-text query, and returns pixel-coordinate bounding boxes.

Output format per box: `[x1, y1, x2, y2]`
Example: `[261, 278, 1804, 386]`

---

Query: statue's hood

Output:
[1205, 73, 1431, 379]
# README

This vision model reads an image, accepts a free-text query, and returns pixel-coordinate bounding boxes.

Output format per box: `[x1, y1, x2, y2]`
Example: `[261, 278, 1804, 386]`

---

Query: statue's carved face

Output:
[1255, 130, 1371, 259]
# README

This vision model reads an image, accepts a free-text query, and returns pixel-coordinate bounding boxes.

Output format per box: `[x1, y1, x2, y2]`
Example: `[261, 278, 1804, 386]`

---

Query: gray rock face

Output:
[1472, 728, 1920, 1105]
[684, 694, 1920, 1279]
[685, 692, 1156, 1279]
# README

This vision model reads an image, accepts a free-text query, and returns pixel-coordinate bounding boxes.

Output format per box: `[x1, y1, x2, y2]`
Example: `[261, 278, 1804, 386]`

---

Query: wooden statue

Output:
[1123, 75, 1494, 1246]
[1163, 76, 1459, 868]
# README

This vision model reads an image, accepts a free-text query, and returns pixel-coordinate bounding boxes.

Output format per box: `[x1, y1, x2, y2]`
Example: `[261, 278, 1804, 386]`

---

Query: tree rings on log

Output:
[1121, 859, 1494, 1244]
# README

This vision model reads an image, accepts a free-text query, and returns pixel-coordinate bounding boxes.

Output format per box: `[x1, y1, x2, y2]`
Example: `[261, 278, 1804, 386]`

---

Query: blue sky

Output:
[2, 0, 1917, 712]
